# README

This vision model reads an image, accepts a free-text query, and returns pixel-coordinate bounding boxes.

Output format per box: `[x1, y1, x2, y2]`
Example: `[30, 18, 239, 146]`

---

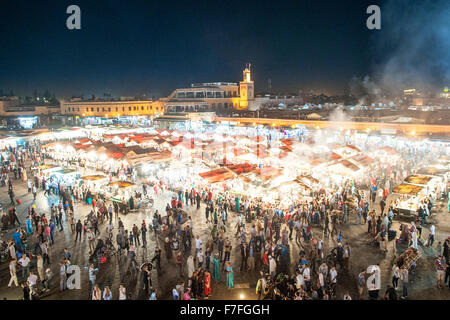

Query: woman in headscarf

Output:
[204, 270, 211, 297]
[225, 261, 234, 289]
[213, 253, 221, 281]
[187, 255, 195, 278]
[26, 215, 33, 235]
[235, 196, 240, 213]
[183, 288, 192, 300]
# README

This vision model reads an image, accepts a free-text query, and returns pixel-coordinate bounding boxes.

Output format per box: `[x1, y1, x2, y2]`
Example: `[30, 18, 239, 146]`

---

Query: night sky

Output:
[0, 0, 447, 98]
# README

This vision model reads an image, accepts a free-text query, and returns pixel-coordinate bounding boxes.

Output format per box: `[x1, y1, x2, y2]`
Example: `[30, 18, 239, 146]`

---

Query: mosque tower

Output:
[239, 63, 254, 109]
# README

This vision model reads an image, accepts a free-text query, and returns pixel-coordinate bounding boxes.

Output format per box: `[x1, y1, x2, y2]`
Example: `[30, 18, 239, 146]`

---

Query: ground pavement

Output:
[0, 169, 449, 300]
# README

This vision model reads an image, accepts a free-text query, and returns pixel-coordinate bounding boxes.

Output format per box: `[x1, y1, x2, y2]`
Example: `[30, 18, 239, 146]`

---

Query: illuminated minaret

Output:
[239, 63, 254, 109]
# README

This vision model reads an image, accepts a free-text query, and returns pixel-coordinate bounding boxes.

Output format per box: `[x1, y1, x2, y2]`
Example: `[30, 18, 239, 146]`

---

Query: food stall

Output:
[80, 175, 109, 195]
[32, 164, 62, 178]
[104, 181, 137, 200]
[51, 169, 81, 187]
[392, 183, 424, 216]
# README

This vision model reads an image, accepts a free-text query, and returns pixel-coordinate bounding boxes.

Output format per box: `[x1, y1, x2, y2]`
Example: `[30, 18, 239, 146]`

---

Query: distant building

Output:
[0, 99, 60, 128]
[164, 64, 279, 113]
[403, 89, 417, 96]
[164, 81, 240, 113]
[239, 64, 255, 110]
[60, 99, 165, 124]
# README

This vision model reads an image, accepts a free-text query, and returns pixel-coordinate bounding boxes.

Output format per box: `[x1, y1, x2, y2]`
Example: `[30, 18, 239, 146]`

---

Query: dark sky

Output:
[0, 0, 414, 98]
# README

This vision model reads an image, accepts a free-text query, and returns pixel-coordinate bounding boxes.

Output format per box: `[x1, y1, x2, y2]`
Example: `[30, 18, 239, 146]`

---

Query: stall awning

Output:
[199, 168, 235, 184]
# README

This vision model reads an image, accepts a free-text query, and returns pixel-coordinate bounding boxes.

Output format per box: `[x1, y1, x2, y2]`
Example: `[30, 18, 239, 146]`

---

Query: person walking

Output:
[19, 254, 31, 281]
[400, 266, 409, 299]
[59, 261, 67, 292]
[329, 266, 338, 298]
[225, 261, 234, 289]
[435, 254, 445, 289]
[32, 185, 37, 200]
[8, 259, 19, 288]
[357, 269, 366, 299]
[141, 221, 147, 248]
[176, 251, 183, 277]
[88, 263, 97, 293]
[75, 220, 83, 242]
[36, 254, 44, 282]
[427, 224, 436, 247]
[87, 229, 96, 254]
[197, 248, 204, 268]
[392, 263, 400, 289]
[132, 224, 140, 247]
[213, 253, 221, 281]
[204, 270, 211, 297]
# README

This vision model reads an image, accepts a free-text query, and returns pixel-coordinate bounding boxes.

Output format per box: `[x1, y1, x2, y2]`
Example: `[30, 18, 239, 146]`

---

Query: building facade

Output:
[164, 65, 264, 113]
[0, 99, 60, 128]
[164, 82, 240, 114]
[60, 99, 165, 118]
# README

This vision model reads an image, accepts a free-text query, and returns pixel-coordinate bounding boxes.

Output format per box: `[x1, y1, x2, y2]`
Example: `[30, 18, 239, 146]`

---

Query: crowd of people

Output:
[0, 132, 449, 302]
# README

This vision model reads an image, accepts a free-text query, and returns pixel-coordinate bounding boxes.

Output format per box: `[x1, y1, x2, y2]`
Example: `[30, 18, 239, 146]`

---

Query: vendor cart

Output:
[395, 246, 421, 271]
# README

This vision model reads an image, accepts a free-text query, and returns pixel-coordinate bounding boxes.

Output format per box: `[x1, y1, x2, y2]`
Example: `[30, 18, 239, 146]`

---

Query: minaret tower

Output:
[239, 63, 254, 110]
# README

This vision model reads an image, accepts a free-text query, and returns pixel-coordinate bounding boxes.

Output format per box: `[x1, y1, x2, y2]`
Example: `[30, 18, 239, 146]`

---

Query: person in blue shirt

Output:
[49, 221, 55, 245]
[337, 231, 343, 244]
[63, 248, 71, 261]
[12, 229, 22, 245]
[172, 288, 179, 300]
[149, 289, 157, 300]
[371, 185, 377, 203]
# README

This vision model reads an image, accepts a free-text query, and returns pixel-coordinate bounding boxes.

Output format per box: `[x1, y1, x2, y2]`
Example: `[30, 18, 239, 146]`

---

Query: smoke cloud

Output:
[354, 0, 450, 97]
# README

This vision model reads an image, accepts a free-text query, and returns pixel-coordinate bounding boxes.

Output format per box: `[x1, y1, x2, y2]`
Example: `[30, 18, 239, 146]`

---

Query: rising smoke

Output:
[353, 0, 450, 98]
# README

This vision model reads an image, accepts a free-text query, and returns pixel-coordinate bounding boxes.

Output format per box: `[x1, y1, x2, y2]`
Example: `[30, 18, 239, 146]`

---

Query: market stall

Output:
[392, 183, 425, 216]
[51, 169, 81, 187]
